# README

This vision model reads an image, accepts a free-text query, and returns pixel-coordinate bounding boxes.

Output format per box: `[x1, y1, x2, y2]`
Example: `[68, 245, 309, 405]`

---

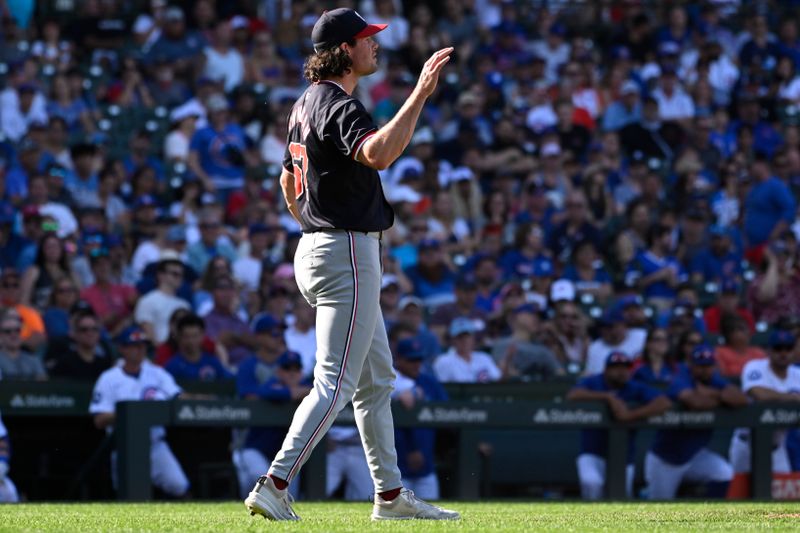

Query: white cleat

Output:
[244, 475, 300, 521]
[371, 489, 460, 521]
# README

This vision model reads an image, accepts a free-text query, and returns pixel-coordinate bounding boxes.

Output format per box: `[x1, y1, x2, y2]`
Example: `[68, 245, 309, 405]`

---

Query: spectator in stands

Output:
[0, 410, 18, 503]
[434, 318, 501, 383]
[188, 93, 255, 196]
[548, 190, 601, 265]
[645, 345, 748, 500]
[155, 307, 222, 367]
[626, 224, 685, 311]
[743, 154, 796, 258]
[0, 203, 32, 272]
[499, 223, 553, 282]
[232, 223, 273, 292]
[201, 19, 244, 93]
[715, 315, 767, 379]
[585, 308, 647, 375]
[540, 299, 590, 372]
[602, 80, 642, 131]
[45, 307, 113, 380]
[379, 274, 403, 330]
[404, 238, 457, 308]
[80, 248, 137, 337]
[164, 313, 232, 381]
[568, 351, 670, 500]
[492, 303, 563, 380]
[21, 232, 81, 310]
[429, 274, 487, 347]
[0, 269, 45, 352]
[186, 208, 238, 275]
[689, 226, 742, 285]
[0, 307, 46, 380]
[703, 280, 755, 335]
[284, 295, 316, 380]
[395, 296, 441, 368]
[0, 81, 48, 143]
[748, 241, 800, 325]
[42, 276, 80, 338]
[234, 350, 309, 499]
[729, 330, 800, 475]
[632, 327, 686, 385]
[203, 275, 255, 368]
[392, 338, 448, 500]
[134, 254, 191, 343]
[562, 240, 613, 303]
[90, 325, 189, 498]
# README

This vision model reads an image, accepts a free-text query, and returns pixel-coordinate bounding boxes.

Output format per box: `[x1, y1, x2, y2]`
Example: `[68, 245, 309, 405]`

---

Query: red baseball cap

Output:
[311, 8, 387, 52]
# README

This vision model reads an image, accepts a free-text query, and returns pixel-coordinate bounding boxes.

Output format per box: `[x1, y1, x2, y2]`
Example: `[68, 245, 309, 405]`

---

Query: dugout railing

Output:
[111, 399, 796, 501]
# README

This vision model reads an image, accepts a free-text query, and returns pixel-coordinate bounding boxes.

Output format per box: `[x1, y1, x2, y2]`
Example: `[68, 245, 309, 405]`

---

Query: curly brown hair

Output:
[303, 42, 354, 83]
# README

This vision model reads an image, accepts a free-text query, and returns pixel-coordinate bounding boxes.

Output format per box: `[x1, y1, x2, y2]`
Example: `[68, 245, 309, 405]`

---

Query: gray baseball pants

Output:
[267, 229, 403, 492]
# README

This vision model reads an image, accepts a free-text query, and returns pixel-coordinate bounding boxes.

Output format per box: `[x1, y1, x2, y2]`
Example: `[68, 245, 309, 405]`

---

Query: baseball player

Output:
[245, 7, 459, 521]
[567, 351, 670, 500]
[645, 345, 748, 500]
[729, 330, 800, 473]
[0, 410, 19, 503]
[90, 325, 189, 497]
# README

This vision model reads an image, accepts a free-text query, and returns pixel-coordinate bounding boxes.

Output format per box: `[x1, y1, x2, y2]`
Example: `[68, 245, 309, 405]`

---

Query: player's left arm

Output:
[618, 395, 672, 422]
[748, 387, 800, 402]
[279, 168, 301, 224]
[720, 384, 749, 407]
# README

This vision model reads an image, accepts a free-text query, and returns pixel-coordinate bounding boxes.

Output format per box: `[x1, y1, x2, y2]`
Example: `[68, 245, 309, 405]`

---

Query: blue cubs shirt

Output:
[164, 352, 233, 382]
[572, 374, 664, 463]
[650, 373, 728, 465]
[625, 250, 686, 300]
[190, 124, 251, 189]
[631, 361, 688, 386]
[499, 249, 554, 280]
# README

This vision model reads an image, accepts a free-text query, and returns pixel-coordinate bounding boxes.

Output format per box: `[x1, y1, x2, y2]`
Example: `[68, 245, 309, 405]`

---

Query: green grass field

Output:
[3, 502, 800, 532]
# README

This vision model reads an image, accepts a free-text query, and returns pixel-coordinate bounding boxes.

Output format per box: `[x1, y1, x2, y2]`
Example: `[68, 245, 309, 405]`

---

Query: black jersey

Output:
[283, 80, 395, 233]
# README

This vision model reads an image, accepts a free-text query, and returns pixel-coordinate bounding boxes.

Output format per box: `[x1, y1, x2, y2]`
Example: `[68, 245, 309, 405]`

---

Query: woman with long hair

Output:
[714, 314, 766, 378]
[20, 233, 80, 309]
[42, 276, 80, 338]
[632, 327, 686, 384]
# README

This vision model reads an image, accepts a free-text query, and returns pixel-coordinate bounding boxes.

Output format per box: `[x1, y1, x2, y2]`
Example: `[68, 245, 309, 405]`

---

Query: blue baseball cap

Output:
[277, 350, 302, 368]
[396, 337, 426, 360]
[598, 308, 625, 326]
[721, 279, 740, 294]
[690, 344, 716, 366]
[252, 314, 286, 334]
[115, 325, 148, 345]
[617, 295, 643, 310]
[450, 317, 477, 337]
[605, 350, 632, 368]
[769, 330, 797, 349]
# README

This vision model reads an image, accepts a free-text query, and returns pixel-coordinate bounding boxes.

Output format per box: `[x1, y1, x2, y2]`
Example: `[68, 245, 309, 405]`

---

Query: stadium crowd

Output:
[2, 0, 800, 502]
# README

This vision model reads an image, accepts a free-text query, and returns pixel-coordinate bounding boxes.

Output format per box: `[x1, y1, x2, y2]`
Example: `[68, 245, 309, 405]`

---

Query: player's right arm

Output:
[357, 48, 453, 170]
[279, 168, 301, 224]
[748, 387, 800, 402]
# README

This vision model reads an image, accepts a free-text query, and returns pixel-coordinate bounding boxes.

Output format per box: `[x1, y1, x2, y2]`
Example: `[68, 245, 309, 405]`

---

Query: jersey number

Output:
[289, 142, 308, 199]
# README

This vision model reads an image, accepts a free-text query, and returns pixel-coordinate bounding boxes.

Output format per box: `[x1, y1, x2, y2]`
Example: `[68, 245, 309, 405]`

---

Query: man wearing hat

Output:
[234, 349, 311, 500]
[602, 80, 642, 131]
[433, 318, 501, 383]
[392, 337, 448, 499]
[568, 351, 670, 499]
[89, 325, 189, 497]
[492, 303, 563, 379]
[689, 225, 742, 286]
[645, 345, 748, 500]
[247, 6, 457, 522]
[404, 238, 457, 309]
[585, 307, 646, 375]
[729, 330, 800, 474]
[429, 274, 487, 346]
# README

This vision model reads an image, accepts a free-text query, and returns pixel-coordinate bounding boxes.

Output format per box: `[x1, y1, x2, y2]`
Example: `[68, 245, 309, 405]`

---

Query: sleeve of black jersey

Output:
[283, 144, 293, 173]
[318, 98, 378, 160]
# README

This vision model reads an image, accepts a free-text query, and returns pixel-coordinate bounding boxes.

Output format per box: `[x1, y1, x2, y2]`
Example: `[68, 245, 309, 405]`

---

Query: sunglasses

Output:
[78, 325, 100, 333]
[773, 344, 795, 352]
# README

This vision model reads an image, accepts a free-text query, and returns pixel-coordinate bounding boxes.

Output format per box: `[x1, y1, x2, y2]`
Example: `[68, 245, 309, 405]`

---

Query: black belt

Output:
[306, 229, 382, 239]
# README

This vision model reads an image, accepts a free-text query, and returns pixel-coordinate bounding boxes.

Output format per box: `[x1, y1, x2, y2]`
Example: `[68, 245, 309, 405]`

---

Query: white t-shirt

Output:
[652, 87, 695, 121]
[285, 325, 317, 379]
[134, 289, 190, 343]
[90, 361, 182, 442]
[584, 328, 647, 375]
[433, 349, 501, 383]
[232, 255, 262, 293]
[164, 130, 190, 161]
[737, 359, 800, 442]
[203, 47, 244, 92]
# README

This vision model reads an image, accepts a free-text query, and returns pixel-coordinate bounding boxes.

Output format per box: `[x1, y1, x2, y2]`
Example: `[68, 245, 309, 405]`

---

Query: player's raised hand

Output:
[416, 47, 454, 97]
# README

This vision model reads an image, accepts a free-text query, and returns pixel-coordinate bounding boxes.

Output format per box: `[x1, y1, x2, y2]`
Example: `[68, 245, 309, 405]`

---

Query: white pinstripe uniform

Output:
[0, 410, 19, 503]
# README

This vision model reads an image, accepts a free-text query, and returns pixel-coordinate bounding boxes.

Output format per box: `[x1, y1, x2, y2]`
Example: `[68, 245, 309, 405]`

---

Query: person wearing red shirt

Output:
[703, 280, 755, 335]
